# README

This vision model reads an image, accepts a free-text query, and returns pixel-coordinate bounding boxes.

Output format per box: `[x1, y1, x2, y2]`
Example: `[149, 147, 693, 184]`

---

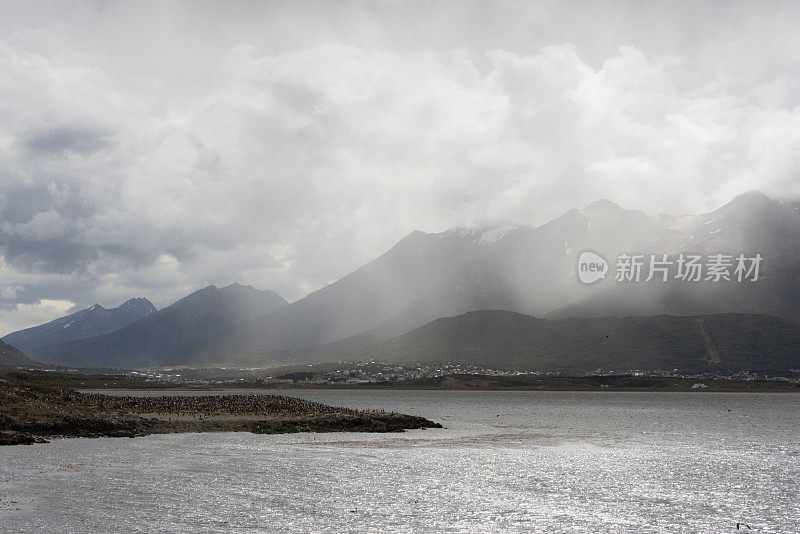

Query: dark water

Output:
[1, 390, 798, 533]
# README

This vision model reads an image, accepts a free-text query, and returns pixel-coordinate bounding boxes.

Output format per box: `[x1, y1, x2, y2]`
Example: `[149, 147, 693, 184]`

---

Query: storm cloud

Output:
[1, 0, 800, 334]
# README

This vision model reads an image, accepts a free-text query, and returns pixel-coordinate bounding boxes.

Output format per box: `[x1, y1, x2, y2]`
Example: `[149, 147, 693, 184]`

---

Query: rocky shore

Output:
[0, 370, 441, 445]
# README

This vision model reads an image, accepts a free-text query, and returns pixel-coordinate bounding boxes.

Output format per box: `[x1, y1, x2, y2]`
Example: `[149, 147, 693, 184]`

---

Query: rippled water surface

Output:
[1, 390, 798, 533]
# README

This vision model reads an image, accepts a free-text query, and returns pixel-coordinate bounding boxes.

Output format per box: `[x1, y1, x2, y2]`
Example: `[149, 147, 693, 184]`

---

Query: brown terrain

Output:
[0, 369, 441, 446]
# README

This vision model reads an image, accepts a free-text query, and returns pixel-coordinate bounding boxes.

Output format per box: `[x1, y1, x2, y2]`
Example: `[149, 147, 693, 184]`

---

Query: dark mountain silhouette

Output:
[31, 284, 286, 368]
[2, 297, 156, 352]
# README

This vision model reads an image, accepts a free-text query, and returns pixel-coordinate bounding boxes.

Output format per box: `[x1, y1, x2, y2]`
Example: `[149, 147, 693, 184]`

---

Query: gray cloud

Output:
[0, 182, 58, 225]
[1, 1, 800, 334]
[1, 237, 98, 274]
[23, 125, 111, 155]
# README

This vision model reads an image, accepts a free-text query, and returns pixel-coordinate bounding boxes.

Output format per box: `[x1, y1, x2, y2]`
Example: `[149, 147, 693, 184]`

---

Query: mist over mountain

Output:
[31, 284, 286, 368]
[2, 298, 156, 353]
[184, 191, 800, 365]
[552, 192, 800, 318]
[22, 191, 800, 371]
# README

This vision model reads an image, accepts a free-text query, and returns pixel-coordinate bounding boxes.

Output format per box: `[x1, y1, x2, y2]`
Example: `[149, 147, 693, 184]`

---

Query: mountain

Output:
[551, 191, 800, 318]
[2, 298, 156, 352]
[182, 229, 508, 362]
[30, 284, 287, 368]
[306, 310, 800, 376]
[0, 339, 37, 368]
[184, 191, 800, 365]
[27, 191, 798, 369]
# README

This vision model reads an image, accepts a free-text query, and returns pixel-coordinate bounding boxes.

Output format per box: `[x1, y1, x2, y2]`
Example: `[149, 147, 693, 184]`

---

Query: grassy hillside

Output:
[0, 340, 37, 368]
[330, 311, 800, 375]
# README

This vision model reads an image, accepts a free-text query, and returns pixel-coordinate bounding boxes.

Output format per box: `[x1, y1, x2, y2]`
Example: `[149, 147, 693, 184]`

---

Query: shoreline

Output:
[331, 374, 800, 392]
[85, 375, 800, 393]
[7, 369, 799, 393]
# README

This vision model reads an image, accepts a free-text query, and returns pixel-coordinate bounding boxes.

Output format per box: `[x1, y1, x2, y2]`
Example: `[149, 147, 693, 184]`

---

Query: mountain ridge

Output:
[30, 284, 287, 368]
[21, 191, 800, 370]
[2, 297, 157, 352]
[183, 191, 800, 366]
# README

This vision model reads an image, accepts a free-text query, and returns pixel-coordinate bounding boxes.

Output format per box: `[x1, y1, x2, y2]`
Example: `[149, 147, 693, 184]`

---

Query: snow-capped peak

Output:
[477, 224, 520, 244]
[435, 224, 521, 245]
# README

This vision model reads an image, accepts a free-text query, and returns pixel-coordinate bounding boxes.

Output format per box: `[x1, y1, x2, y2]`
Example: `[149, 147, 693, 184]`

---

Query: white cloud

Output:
[0, 298, 75, 336]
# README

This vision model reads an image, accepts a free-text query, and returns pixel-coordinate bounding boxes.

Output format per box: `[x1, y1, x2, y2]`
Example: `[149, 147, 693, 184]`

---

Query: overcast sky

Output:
[1, 0, 799, 334]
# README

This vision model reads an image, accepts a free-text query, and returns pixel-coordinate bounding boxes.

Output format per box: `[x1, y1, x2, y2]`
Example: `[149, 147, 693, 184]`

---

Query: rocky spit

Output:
[0, 371, 441, 446]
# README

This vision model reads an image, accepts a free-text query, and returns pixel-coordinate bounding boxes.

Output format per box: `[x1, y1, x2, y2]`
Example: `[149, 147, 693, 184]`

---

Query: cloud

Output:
[23, 125, 111, 155]
[0, 1, 799, 328]
[0, 298, 75, 336]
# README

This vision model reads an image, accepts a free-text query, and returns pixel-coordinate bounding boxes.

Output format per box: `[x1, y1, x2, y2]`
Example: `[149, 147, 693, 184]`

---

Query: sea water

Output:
[1, 390, 798, 533]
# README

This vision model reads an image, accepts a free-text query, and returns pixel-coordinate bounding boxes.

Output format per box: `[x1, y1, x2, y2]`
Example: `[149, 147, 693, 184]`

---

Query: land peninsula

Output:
[0, 369, 441, 446]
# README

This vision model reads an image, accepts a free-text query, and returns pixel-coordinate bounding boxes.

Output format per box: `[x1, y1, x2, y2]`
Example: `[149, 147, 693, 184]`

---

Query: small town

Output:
[114, 361, 800, 387]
